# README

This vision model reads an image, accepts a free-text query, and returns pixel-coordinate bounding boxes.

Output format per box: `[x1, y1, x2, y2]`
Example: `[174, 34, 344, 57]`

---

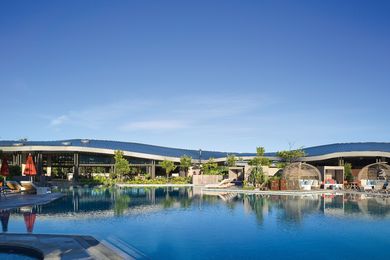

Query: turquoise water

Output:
[2, 187, 390, 259]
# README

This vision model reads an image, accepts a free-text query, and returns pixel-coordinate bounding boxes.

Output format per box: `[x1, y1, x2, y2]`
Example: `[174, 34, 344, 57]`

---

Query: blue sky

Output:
[1, 0, 389, 152]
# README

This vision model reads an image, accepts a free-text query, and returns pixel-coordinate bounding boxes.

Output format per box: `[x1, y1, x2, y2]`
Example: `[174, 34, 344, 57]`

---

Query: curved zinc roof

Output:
[0, 139, 256, 160]
[0, 140, 389, 159]
[302, 142, 390, 157]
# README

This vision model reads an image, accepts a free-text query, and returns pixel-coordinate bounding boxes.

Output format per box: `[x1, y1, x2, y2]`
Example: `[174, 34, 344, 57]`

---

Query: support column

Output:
[151, 160, 156, 179]
[37, 153, 43, 176]
[21, 153, 26, 174]
[36, 152, 44, 184]
[46, 155, 52, 177]
[338, 158, 344, 166]
[73, 153, 79, 182]
[12, 154, 17, 165]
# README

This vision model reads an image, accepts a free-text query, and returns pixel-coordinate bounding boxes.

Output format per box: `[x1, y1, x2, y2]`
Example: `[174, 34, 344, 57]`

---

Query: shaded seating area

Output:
[282, 162, 321, 190]
[318, 166, 344, 190]
[358, 162, 390, 191]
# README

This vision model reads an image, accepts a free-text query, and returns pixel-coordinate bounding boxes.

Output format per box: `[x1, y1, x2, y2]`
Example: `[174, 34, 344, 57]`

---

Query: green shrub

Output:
[9, 165, 22, 178]
[78, 175, 192, 187]
[124, 176, 191, 185]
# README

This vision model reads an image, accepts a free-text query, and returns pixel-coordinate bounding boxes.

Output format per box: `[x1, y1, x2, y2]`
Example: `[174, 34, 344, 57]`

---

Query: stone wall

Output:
[192, 175, 223, 185]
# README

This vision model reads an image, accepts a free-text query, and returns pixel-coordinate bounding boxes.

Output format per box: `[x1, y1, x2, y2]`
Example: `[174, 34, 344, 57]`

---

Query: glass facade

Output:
[51, 154, 74, 166]
[80, 153, 113, 165]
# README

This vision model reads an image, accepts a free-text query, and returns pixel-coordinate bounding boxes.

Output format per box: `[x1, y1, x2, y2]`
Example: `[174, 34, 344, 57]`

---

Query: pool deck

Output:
[115, 184, 390, 197]
[0, 233, 135, 260]
[0, 193, 64, 210]
[116, 184, 193, 188]
[202, 187, 390, 197]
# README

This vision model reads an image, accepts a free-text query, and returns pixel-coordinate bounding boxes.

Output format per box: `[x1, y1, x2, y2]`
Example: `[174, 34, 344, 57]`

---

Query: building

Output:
[0, 139, 255, 179]
[0, 139, 389, 181]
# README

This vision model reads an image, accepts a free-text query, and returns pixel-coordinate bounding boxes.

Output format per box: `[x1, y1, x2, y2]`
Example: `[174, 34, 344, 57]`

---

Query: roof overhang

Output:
[301, 151, 390, 162]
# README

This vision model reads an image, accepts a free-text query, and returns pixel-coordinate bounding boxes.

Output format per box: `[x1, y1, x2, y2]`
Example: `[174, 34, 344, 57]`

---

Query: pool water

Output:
[0, 253, 37, 260]
[2, 187, 390, 259]
[0, 247, 42, 260]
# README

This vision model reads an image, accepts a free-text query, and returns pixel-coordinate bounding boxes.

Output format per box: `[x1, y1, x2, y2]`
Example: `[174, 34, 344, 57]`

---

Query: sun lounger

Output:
[20, 181, 51, 194]
[373, 181, 385, 191]
[205, 178, 234, 188]
[6, 181, 26, 192]
[20, 181, 37, 194]
[384, 184, 390, 194]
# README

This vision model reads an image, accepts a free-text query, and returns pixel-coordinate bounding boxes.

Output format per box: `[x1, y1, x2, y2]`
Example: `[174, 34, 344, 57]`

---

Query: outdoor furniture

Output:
[300, 180, 313, 190]
[373, 181, 386, 191]
[6, 181, 26, 192]
[384, 184, 390, 194]
[5, 181, 50, 195]
[20, 181, 37, 194]
[323, 179, 343, 189]
[20, 181, 52, 195]
[345, 182, 359, 190]
[362, 180, 385, 192]
[0, 186, 8, 198]
[311, 180, 320, 189]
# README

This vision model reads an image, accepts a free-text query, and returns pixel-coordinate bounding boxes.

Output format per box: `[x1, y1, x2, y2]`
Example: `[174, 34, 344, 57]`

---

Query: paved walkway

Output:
[116, 184, 193, 187]
[0, 193, 64, 210]
[0, 233, 136, 259]
[202, 187, 390, 197]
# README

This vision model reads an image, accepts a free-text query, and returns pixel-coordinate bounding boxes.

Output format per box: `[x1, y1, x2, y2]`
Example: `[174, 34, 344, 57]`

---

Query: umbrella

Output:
[0, 156, 9, 187]
[0, 210, 10, 232]
[23, 212, 36, 233]
[23, 154, 37, 182]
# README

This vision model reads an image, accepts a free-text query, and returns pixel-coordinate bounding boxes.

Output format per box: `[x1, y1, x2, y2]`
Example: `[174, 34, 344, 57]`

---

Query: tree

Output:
[248, 147, 270, 188]
[276, 147, 306, 167]
[9, 165, 22, 178]
[202, 158, 221, 175]
[113, 150, 130, 181]
[255, 147, 271, 166]
[226, 154, 237, 167]
[344, 163, 353, 182]
[180, 155, 192, 176]
[160, 160, 176, 178]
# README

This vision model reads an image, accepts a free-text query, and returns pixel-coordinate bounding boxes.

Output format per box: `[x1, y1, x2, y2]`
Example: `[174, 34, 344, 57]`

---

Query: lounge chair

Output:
[6, 181, 26, 192]
[384, 184, 390, 194]
[361, 179, 375, 191]
[300, 179, 313, 190]
[20, 181, 51, 194]
[312, 180, 320, 189]
[373, 181, 385, 191]
[20, 181, 37, 194]
[205, 178, 234, 188]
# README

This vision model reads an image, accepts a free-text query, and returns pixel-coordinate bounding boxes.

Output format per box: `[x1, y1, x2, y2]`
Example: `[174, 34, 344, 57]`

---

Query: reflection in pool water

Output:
[2, 187, 390, 259]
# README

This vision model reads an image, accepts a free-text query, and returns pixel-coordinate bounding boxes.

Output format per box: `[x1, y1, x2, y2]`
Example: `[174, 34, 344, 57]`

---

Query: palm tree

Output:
[180, 155, 192, 177]
[160, 160, 176, 179]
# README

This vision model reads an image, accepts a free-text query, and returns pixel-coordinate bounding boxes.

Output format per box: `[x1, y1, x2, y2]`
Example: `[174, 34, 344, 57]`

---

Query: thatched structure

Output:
[282, 162, 321, 190]
[357, 162, 390, 181]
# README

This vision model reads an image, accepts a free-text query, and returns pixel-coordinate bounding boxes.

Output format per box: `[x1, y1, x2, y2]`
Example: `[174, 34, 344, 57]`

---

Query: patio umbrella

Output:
[0, 210, 10, 232]
[0, 156, 9, 186]
[23, 154, 37, 182]
[23, 212, 36, 233]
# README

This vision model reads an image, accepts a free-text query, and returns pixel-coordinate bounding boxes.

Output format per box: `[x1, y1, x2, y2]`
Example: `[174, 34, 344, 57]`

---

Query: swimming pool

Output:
[2, 187, 390, 259]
